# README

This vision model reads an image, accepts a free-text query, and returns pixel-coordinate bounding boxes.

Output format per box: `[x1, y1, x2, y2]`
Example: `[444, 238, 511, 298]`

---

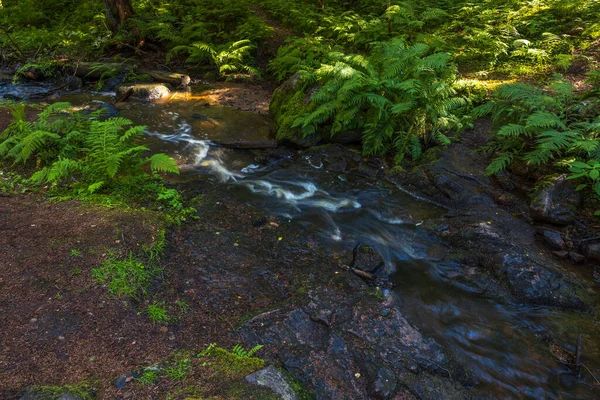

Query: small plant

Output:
[71, 249, 81, 257]
[163, 354, 191, 381]
[147, 301, 170, 325]
[230, 344, 264, 358]
[137, 369, 159, 385]
[71, 267, 82, 276]
[176, 299, 191, 315]
[92, 253, 159, 300]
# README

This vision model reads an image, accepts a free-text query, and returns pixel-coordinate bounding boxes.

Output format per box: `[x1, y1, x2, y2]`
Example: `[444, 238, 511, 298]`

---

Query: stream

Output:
[4, 83, 599, 399]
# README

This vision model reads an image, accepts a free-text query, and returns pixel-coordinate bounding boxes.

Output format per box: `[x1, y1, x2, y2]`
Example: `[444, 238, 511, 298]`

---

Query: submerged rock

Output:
[530, 175, 581, 225]
[116, 83, 170, 102]
[582, 242, 600, 264]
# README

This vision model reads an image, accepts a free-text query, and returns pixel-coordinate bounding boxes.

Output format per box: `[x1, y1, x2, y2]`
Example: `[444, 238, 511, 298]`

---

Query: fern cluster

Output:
[292, 39, 464, 162]
[476, 74, 600, 175]
[0, 103, 179, 195]
[168, 40, 260, 79]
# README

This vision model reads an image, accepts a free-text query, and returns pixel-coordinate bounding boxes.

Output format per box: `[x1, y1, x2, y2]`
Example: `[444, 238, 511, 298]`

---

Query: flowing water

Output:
[4, 84, 599, 399]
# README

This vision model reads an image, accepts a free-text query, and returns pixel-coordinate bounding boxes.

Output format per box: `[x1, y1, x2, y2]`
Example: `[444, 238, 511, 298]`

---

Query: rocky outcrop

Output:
[386, 122, 594, 310]
[240, 276, 475, 400]
[530, 175, 581, 225]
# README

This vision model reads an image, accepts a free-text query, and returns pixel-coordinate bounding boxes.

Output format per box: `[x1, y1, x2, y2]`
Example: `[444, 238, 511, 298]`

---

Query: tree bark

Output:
[105, 0, 134, 32]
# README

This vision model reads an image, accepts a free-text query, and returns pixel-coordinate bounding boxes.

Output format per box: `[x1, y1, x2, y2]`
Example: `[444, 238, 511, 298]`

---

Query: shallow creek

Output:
[6, 83, 599, 399]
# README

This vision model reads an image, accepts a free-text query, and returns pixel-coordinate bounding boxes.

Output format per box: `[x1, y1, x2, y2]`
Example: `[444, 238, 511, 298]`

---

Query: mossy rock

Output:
[270, 73, 320, 148]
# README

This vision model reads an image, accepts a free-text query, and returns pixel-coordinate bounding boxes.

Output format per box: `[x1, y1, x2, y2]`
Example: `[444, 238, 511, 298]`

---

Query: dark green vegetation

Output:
[0, 103, 195, 223]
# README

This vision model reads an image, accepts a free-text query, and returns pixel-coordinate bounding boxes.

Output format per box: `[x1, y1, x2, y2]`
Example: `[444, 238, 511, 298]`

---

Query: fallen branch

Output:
[0, 24, 24, 58]
[114, 87, 134, 104]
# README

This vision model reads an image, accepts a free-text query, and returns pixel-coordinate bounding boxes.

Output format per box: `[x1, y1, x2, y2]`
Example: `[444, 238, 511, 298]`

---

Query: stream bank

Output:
[0, 78, 599, 399]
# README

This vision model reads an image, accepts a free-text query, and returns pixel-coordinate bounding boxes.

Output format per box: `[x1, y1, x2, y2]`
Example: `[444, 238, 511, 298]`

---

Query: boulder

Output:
[64, 75, 82, 91]
[582, 242, 600, 264]
[530, 175, 581, 225]
[351, 244, 385, 273]
[245, 365, 300, 400]
[542, 230, 566, 251]
[116, 83, 170, 102]
[270, 73, 320, 148]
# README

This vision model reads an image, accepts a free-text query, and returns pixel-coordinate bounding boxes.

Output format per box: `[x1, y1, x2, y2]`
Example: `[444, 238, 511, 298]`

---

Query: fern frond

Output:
[149, 154, 179, 174]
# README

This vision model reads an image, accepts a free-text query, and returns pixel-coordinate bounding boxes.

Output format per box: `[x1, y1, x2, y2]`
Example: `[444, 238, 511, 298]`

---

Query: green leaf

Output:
[594, 210, 600, 217]
[570, 161, 591, 169]
[590, 169, 600, 180]
[575, 184, 588, 191]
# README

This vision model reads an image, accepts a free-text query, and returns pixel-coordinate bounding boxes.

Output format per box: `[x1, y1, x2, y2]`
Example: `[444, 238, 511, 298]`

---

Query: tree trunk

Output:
[105, 0, 134, 32]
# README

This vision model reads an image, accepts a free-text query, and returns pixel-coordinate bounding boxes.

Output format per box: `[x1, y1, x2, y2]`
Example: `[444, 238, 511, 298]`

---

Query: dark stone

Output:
[502, 254, 586, 310]
[193, 113, 209, 120]
[245, 365, 299, 400]
[530, 175, 581, 225]
[552, 250, 569, 260]
[21, 66, 44, 81]
[351, 244, 385, 273]
[582, 242, 600, 264]
[100, 76, 125, 91]
[64, 75, 82, 91]
[568, 252, 586, 264]
[374, 368, 397, 399]
[99, 102, 119, 119]
[542, 230, 566, 250]
[113, 372, 138, 389]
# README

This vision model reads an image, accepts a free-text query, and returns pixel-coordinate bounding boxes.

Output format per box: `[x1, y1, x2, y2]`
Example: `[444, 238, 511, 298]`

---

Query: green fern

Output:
[292, 38, 462, 162]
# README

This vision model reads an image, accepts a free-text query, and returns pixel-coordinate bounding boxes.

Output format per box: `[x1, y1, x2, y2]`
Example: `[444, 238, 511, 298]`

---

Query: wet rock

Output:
[568, 252, 586, 264]
[99, 102, 119, 119]
[64, 75, 82, 91]
[552, 250, 569, 260]
[542, 230, 566, 250]
[374, 367, 397, 399]
[502, 255, 586, 310]
[100, 76, 124, 92]
[582, 242, 600, 264]
[239, 283, 473, 400]
[530, 175, 581, 225]
[351, 244, 385, 273]
[245, 365, 300, 400]
[115, 83, 170, 102]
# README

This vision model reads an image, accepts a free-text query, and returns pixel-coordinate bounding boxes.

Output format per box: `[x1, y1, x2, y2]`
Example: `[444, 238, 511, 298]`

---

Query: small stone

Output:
[552, 251, 569, 260]
[568, 252, 586, 264]
[58, 336, 65, 341]
[159, 326, 168, 333]
[30, 318, 38, 323]
[583, 242, 600, 264]
[542, 231, 566, 251]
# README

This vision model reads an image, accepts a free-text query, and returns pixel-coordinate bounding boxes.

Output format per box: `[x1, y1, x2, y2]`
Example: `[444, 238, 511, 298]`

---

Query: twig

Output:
[581, 363, 600, 386]
[575, 334, 583, 374]
[33, 43, 43, 59]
